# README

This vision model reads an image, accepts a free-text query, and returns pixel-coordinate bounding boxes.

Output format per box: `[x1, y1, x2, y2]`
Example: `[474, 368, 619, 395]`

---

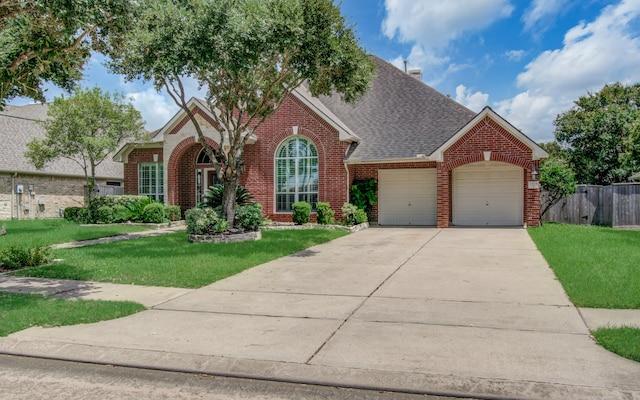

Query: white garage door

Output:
[378, 169, 437, 225]
[453, 162, 523, 226]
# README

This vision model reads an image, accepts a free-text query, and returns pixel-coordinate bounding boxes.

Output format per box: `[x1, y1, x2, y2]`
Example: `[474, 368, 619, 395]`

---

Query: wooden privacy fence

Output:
[541, 183, 640, 227]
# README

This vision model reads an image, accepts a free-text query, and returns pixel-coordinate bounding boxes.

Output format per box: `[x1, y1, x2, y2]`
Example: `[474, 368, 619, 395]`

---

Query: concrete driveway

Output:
[2, 228, 640, 399]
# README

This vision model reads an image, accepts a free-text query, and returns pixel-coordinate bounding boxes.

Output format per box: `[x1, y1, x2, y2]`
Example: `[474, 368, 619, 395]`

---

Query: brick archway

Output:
[167, 137, 219, 210]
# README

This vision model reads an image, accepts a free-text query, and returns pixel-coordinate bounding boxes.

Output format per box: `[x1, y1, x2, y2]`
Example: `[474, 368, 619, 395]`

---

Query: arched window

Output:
[275, 137, 318, 212]
[196, 148, 212, 164]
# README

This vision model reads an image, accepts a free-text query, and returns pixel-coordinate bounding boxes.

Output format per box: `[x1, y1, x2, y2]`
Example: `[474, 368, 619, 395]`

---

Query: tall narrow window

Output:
[138, 162, 164, 201]
[275, 137, 318, 212]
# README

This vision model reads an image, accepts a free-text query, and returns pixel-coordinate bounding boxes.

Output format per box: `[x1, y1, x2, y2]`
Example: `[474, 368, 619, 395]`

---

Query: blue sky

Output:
[10, 0, 640, 142]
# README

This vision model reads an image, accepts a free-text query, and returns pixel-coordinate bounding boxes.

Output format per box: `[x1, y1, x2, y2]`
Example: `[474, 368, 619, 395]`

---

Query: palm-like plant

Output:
[202, 184, 254, 208]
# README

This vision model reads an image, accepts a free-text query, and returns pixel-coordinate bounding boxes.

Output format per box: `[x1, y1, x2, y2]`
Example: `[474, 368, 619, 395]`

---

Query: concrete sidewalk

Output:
[1, 228, 640, 400]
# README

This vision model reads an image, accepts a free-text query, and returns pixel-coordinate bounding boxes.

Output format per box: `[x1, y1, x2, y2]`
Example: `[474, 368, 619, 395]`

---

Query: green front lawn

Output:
[529, 223, 640, 363]
[592, 327, 640, 363]
[13, 229, 349, 288]
[528, 223, 640, 309]
[0, 219, 153, 247]
[0, 292, 145, 337]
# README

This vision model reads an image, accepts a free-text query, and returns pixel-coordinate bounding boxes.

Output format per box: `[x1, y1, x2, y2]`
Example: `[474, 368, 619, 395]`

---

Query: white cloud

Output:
[455, 84, 489, 112]
[382, 0, 514, 48]
[504, 49, 526, 62]
[496, 0, 640, 142]
[127, 89, 178, 132]
[522, 0, 571, 33]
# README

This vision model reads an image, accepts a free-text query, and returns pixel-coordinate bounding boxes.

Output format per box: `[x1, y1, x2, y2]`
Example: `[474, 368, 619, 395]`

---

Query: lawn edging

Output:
[261, 222, 368, 233]
[189, 230, 261, 244]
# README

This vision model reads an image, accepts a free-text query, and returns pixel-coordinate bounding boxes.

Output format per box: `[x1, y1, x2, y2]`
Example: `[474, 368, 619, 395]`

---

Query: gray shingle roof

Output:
[0, 104, 123, 179]
[317, 56, 476, 161]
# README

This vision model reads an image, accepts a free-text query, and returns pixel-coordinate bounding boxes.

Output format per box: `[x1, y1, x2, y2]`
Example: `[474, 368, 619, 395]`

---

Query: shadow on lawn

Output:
[0, 275, 105, 298]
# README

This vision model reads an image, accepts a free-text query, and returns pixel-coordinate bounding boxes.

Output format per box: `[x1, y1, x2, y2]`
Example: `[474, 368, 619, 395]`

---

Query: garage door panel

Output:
[453, 162, 523, 226]
[379, 169, 436, 226]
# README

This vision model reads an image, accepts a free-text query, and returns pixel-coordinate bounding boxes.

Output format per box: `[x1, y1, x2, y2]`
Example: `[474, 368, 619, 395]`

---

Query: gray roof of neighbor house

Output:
[316, 56, 477, 162]
[0, 104, 124, 179]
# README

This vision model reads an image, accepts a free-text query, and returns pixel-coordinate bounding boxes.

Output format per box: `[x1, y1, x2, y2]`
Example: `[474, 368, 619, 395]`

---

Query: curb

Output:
[0, 338, 636, 400]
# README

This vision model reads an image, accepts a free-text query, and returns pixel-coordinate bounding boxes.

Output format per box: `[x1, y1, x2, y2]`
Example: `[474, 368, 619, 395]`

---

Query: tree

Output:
[539, 157, 577, 220]
[25, 87, 145, 202]
[107, 0, 375, 226]
[0, 0, 135, 109]
[554, 82, 640, 185]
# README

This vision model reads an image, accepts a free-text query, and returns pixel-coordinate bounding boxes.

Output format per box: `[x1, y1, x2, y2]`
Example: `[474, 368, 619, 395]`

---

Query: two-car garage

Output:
[377, 162, 523, 227]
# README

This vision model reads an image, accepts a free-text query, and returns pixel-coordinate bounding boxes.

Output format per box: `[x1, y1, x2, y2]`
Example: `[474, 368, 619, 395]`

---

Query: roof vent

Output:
[408, 69, 423, 81]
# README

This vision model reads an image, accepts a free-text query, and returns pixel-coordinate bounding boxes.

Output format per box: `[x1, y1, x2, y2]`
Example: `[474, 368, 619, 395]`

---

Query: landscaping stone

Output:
[188, 230, 261, 244]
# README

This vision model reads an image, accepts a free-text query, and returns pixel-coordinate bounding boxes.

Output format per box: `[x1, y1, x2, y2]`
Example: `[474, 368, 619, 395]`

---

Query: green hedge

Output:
[292, 201, 311, 224]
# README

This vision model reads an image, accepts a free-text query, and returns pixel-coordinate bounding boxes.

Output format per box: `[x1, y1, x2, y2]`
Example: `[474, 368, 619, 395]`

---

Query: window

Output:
[138, 162, 164, 201]
[275, 137, 318, 212]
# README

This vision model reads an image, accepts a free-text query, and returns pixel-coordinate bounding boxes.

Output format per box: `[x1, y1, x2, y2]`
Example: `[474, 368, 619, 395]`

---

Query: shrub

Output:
[96, 206, 113, 224]
[291, 201, 311, 224]
[164, 205, 181, 221]
[126, 197, 154, 222]
[341, 203, 358, 225]
[0, 246, 52, 270]
[63, 207, 84, 222]
[89, 195, 148, 222]
[316, 202, 334, 225]
[185, 207, 220, 235]
[235, 203, 263, 231]
[350, 178, 378, 220]
[215, 219, 229, 233]
[202, 184, 254, 208]
[354, 209, 368, 224]
[112, 205, 129, 223]
[142, 202, 165, 223]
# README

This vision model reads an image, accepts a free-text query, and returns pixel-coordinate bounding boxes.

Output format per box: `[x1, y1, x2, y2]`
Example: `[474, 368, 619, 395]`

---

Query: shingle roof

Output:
[316, 56, 476, 161]
[0, 104, 123, 179]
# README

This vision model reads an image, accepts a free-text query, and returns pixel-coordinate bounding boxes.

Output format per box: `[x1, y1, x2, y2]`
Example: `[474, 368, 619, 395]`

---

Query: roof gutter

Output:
[345, 156, 434, 165]
[0, 169, 123, 181]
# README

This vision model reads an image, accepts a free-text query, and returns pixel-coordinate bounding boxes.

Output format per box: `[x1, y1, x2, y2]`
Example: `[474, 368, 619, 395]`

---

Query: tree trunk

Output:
[221, 178, 238, 227]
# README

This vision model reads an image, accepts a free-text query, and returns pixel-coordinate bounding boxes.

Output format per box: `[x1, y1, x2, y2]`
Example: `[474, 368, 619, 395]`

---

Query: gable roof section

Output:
[430, 106, 549, 162]
[0, 104, 124, 179]
[292, 85, 359, 143]
[316, 56, 476, 162]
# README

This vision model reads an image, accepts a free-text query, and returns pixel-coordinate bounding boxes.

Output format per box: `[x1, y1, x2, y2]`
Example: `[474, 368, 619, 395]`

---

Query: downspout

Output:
[344, 160, 350, 203]
[10, 172, 16, 220]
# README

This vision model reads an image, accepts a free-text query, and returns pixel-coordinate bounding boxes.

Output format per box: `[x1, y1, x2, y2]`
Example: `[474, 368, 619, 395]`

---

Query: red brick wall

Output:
[439, 116, 541, 228]
[123, 148, 163, 196]
[242, 95, 349, 222]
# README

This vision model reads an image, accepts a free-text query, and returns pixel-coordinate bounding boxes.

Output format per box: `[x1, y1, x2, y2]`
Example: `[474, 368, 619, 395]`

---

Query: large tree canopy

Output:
[108, 0, 375, 225]
[0, 0, 135, 109]
[554, 82, 640, 185]
[25, 87, 145, 202]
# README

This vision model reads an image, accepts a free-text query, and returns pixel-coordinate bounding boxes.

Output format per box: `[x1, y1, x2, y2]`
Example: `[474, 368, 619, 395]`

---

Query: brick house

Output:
[115, 56, 548, 227]
[0, 104, 125, 220]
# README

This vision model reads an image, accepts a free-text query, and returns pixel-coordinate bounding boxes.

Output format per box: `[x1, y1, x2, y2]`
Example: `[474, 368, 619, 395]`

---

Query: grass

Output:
[0, 292, 145, 337]
[592, 327, 640, 363]
[528, 223, 640, 309]
[529, 223, 640, 363]
[0, 219, 153, 247]
[13, 229, 349, 288]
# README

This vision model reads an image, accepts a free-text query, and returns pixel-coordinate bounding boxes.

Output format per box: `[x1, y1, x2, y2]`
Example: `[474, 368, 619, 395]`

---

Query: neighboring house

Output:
[115, 56, 548, 227]
[0, 104, 124, 220]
